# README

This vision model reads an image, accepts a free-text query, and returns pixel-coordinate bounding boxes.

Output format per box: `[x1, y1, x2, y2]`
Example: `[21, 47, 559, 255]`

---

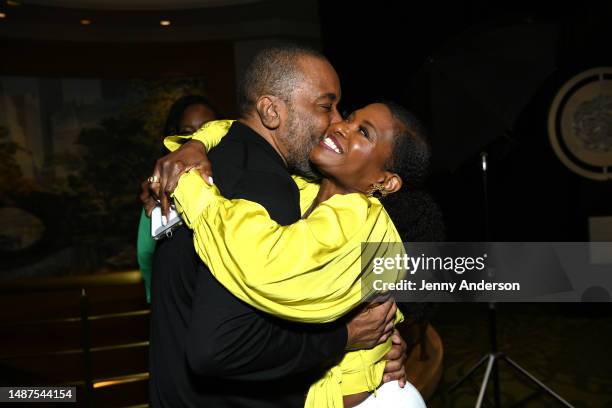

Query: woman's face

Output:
[178, 104, 216, 135]
[309, 103, 401, 194]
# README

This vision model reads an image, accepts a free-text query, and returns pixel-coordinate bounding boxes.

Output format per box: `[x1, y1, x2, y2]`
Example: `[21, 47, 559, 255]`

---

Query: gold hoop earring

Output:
[366, 183, 387, 198]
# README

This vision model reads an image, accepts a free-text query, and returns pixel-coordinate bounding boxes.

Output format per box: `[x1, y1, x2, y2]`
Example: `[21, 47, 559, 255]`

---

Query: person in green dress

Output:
[136, 95, 219, 302]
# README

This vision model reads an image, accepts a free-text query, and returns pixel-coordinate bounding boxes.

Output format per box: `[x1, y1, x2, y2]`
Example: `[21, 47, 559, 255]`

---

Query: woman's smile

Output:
[319, 133, 344, 154]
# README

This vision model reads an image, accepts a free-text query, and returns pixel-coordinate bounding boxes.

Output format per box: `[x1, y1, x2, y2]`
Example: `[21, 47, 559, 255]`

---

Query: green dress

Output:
[136, 208, 155, 303]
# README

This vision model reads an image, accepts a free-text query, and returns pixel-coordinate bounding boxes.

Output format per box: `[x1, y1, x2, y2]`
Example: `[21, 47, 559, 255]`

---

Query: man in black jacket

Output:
[147, 45, 406, 408]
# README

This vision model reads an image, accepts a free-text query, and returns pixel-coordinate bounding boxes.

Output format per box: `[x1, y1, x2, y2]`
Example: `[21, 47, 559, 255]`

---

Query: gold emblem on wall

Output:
[548, 67, 612, 180]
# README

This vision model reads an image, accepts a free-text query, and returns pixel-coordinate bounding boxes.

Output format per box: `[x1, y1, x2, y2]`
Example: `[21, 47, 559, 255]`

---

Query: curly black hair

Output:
[378, 102, 443, 323]
[380, 101, 431, 190]
[375, 101, 445, 241]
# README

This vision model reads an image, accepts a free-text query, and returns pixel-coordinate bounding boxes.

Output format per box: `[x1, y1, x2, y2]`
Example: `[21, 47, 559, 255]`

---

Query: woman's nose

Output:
[332, 122, 349, 139]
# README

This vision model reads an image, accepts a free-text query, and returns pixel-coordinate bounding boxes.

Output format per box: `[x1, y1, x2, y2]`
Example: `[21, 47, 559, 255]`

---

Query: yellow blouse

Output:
[166, 120, 406, 407]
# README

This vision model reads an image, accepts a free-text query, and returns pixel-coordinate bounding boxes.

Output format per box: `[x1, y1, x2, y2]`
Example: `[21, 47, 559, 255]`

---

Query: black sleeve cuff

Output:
[317, 321, 347, 367]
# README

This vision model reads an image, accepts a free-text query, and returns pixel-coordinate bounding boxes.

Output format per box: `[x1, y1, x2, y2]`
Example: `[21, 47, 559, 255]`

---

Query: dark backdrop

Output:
[319, 1, 612, 241]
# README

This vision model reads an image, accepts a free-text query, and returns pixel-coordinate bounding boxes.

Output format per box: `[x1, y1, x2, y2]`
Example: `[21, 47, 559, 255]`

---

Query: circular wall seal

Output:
[548, 67, 612, 180]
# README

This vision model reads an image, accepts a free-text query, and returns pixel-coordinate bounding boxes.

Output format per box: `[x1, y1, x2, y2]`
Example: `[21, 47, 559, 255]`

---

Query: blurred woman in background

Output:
[137, 95, 219, 302]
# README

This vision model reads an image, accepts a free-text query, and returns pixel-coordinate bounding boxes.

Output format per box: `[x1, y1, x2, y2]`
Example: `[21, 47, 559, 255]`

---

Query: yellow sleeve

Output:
[172, 170, 404, 323]
[173, 171, 406, 403]
[163, 119, 235, 152]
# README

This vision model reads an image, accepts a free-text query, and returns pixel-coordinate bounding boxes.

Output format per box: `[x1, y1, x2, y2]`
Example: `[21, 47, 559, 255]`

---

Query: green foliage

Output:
[52, 78, 210, 241]
[0, 127, 31, 204]
[64, 116, 159, 237]
[129, 77, 211, 137]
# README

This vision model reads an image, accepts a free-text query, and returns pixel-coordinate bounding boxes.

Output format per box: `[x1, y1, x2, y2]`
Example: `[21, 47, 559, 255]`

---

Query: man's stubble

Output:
[277, 105, 322, 180]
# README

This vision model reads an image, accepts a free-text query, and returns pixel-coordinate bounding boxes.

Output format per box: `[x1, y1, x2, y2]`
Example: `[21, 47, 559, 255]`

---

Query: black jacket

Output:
[149, 122, 347, 408]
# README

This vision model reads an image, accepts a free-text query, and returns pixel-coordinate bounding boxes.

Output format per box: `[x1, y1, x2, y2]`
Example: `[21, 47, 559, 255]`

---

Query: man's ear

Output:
[255, 95, 282, 130]
[382, 172, 403, 195]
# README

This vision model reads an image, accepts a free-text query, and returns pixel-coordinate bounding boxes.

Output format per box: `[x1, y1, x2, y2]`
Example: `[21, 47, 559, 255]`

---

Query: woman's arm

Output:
[163, 120, 319, 216]
[172, 170, 404, 323]
[163, 119, 234, 152]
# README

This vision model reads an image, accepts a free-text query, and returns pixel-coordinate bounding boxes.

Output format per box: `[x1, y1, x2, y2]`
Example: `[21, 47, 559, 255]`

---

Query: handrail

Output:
[1, 309, 150, 328]
[93, 372, 149, 389]
[0, 341, 150, 360]
[0, 270, 149, 406]
[0, 270, 143, 293]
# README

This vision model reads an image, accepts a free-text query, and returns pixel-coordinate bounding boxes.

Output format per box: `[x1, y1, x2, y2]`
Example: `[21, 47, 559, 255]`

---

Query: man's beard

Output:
[278, 111, 322, 180]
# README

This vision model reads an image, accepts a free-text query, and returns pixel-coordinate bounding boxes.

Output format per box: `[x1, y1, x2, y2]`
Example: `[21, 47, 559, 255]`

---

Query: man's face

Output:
[277, 55, 342, 178]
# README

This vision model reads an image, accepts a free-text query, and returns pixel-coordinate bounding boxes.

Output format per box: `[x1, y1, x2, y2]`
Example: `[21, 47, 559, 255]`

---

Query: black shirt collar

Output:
[230, 121, 287, 169]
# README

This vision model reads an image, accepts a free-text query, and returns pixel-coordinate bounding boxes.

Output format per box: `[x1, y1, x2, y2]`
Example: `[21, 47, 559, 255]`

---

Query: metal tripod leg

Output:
[448, 354, 491, 393]
[475, 355, 496, 408]
[502, 356, 575, 408]
[448, 352, 576, 408]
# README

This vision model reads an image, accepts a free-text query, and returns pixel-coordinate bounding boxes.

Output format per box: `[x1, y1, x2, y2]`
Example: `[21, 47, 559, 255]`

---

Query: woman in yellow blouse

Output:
[168, 102, 429, 407]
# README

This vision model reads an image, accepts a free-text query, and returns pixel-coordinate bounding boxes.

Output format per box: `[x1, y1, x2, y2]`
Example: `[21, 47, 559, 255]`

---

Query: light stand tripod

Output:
[446, 152, 574, 408]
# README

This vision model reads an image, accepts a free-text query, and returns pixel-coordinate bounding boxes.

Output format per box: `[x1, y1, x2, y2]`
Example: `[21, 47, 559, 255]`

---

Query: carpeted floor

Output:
[426, 303, 612, 408]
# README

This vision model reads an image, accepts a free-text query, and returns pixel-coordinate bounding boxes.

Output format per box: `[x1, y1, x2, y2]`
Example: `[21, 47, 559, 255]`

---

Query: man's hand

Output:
[148, 139, 213, 218]
[382, 329, 408, 387]
[345, 298, 397, 351]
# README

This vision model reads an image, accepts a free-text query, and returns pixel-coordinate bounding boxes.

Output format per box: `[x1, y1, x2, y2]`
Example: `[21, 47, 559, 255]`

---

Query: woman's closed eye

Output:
[359, 126, 370, 139]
